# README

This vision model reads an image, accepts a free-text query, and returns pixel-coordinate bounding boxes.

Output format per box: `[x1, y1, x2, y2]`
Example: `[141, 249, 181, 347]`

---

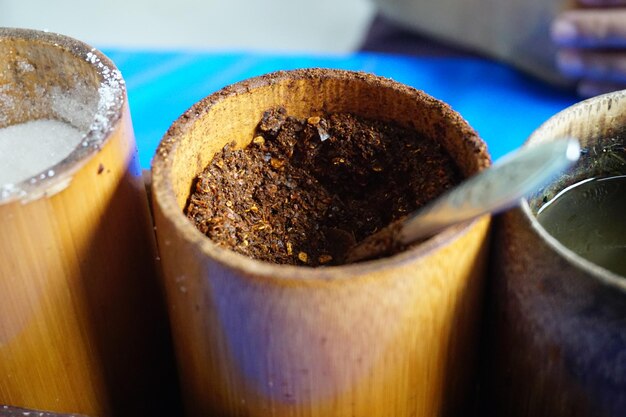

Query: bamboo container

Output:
[0, 28, 180, 416]
[486, 90, 626, 417]
[151, 68, 492, 417]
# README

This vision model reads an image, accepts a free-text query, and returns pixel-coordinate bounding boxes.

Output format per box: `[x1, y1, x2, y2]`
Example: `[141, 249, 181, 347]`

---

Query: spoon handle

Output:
[398, 137, 581, 244]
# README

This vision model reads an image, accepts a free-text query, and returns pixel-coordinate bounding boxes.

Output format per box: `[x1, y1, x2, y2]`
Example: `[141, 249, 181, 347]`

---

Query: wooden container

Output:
[151, 68, 492, 417]
[0, 28, 180, 416]
[486, 90, 626, 417]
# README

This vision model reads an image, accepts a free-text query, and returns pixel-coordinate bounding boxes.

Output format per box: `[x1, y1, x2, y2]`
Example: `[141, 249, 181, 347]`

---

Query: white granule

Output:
[0, 119, 83, 186]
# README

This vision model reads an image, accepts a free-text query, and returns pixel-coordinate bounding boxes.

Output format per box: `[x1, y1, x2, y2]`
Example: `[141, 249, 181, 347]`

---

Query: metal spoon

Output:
[345, 137, 581, 263]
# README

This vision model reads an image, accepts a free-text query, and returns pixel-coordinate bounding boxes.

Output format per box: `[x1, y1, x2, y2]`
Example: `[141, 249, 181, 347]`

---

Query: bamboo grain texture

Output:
[152, 69, 492, 417]
[0, 29, 179, 417]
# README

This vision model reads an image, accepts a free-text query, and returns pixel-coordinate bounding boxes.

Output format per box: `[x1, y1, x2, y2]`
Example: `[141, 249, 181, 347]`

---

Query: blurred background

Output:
[0, 0, 579, 167]
[0, 0, 376, 52]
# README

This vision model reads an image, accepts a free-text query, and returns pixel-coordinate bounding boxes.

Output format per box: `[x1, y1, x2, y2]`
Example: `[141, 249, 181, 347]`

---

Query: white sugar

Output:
[0, 119, 83, 186]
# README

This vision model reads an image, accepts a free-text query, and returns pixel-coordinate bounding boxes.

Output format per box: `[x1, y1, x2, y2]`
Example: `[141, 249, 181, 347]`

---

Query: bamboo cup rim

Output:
[0, 27, 126, 204]
[152, 68, 490, 282]
[523, 89, 626, 293]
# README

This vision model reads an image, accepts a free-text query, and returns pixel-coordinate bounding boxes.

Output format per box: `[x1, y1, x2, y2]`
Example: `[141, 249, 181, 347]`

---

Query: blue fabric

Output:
[102, 49, 580, 169]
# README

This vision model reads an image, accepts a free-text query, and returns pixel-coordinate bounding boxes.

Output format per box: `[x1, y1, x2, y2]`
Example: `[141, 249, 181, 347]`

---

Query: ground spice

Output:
[185, 107, 461, 266]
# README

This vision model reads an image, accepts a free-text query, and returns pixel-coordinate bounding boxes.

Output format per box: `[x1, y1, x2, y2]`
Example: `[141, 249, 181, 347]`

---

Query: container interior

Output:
[0, 30, 125, 201]
[166, 72, 490, 212]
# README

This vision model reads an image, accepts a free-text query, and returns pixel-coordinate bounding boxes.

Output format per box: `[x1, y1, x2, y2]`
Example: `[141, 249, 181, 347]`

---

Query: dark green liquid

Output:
[536, 175, 626, 277]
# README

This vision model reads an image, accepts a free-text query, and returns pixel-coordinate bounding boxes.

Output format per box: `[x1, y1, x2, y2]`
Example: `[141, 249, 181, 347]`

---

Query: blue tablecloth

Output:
[102, 49, 580, 169]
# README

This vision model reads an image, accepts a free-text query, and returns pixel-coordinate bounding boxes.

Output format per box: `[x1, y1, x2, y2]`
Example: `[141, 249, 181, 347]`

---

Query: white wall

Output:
[0, 0, 376, 52]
